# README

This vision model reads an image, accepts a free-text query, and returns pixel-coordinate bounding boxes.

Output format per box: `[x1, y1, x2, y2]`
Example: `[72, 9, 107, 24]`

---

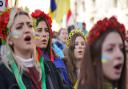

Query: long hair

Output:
[78, 17, 126, 89]
[0, 8, 42, 79]
[67, 32, 85, 85]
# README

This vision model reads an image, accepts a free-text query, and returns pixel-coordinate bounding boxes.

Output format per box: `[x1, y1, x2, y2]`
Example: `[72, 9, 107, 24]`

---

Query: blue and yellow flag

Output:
[49, 0, 57, 18]
[49, 0, 70, 24]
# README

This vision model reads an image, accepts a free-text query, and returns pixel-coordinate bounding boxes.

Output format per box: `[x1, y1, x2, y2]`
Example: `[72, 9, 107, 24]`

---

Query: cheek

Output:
[101, 54, 113, 64]
[10, 30, 22, 39]
[34, 33, 41, 40]
[74, 48, 78, 55]
[46, 33, 49, 40]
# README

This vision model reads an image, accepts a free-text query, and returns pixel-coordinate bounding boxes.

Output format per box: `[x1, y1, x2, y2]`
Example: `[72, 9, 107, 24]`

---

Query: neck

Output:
[103, 79, 117, 89]
[14, 49, 32, 59]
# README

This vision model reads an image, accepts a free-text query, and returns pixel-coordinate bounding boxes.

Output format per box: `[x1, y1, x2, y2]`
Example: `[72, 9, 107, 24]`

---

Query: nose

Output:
[78, 43, 84, 49]
[115, 46, 124, 60]
[41, 31, 47, 38]
[24, 24, 32, 34]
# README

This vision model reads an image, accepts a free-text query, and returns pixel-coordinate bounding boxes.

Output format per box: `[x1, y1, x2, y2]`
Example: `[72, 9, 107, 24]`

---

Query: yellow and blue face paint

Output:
[10, 30, 22, 39]
[101, 54, 111, 63]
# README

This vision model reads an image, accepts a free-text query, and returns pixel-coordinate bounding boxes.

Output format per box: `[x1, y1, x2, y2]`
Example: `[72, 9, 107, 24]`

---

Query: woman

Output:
[54, 28, 68, 50]
[0, 8, 43, 89]
[31, 9, 71, 89]
[65, 29, 86, 87]
[78, 16, 126, 89]
[53, 28, 68, 58]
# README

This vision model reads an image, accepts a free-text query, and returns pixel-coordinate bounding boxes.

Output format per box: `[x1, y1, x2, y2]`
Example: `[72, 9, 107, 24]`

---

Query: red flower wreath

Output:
[87, 16, 126, 44]
[0, 9, 11, 40]
[31, 9, 52, 37]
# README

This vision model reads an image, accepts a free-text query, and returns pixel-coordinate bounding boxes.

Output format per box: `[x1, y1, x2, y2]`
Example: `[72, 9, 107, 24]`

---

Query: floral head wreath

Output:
[66, 29, 86, 48]
[31, 9, 52, 33]
[87, 16, 126, 44]
[0, 8, 17, 44]
[0, 8, 30, 44]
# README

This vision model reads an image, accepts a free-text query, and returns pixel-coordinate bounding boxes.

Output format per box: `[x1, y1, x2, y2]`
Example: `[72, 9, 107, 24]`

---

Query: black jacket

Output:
[0, 61, 69, 89]
[0, 63, 33, 89]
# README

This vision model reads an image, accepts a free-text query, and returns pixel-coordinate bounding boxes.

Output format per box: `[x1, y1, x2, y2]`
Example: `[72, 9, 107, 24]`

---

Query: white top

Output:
[15, 55, 34, 68]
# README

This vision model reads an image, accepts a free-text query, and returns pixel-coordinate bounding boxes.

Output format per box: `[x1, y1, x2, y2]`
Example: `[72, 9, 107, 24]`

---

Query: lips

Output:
[42, 39, 47, 42]
[24, 36, 31, 41]
[41, 39, 47, 44]
[114, 64, 122, 70]
[78, 51, 82, 53]
[113, 63, 123, 74]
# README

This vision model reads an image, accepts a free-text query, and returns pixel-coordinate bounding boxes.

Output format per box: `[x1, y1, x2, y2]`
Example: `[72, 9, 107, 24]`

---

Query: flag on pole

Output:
[49, 0, 70, 24]
[49, 0, 57, 18]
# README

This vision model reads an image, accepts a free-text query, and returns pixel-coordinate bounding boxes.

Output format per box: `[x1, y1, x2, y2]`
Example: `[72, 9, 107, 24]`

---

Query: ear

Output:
[7, 37, 13, 46]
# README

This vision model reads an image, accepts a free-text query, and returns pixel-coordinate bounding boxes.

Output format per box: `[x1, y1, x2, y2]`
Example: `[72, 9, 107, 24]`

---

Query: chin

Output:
[76, 56, 83, 59]
[108, 75, 121, 81]
[38, 45, 47, 49]
[24, 45, 33, 50]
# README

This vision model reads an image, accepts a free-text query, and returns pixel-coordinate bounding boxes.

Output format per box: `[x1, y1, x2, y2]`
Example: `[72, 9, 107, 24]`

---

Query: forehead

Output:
[75, 36, 85, 42]
[60, 29, 67, 33]
[37, 21, 47, 27]
[13, 14, 32, 24]
[103, 32, 123, 46]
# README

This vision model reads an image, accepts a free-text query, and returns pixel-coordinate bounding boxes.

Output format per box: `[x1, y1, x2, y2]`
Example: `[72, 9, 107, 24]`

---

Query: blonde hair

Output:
[0, 8, 42, 80]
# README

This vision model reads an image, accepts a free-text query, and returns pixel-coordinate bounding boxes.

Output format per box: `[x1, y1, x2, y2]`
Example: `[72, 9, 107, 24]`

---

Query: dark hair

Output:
[78, 29, 126, 89]
[67, 25, 75, 34]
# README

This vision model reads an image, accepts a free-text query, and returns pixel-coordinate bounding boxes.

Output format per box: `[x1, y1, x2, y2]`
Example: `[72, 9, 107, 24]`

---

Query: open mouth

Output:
[78, 51, 82, 54]
[24, 36, 31, 41]
[113, 63, 122, 74]
[42, 39, 47, 42]
[41, 39, 47, 44]
[114, 64, 122, 70]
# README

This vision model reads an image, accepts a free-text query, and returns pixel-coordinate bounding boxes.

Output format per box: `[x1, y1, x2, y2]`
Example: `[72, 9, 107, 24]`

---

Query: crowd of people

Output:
[0, 7, 127, 89]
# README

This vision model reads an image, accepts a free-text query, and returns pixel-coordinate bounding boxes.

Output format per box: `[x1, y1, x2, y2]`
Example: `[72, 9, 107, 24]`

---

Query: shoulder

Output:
[0, 63, 15, 80]
[0, 63, 19, 89]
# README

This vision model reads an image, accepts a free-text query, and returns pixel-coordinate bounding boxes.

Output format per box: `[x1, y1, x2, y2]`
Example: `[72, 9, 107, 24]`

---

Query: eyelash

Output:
[106, 48, 113, 52]
[106, 46, 124, 53]
[75, 42, 85, 46]
[16, 26, 22, 30]
[16, 24, 33, 30]
[37, 29, 42, 32]
[28, 24, 33, 28]
[44, 28, 49, 32]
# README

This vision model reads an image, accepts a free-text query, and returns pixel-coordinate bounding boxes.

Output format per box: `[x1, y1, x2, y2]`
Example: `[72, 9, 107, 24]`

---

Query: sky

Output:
[17, 0, 61, 31]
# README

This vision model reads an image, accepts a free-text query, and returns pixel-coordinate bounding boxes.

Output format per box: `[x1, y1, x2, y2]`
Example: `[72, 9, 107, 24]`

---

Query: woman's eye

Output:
[81, 42, 85, 46]
[37, 29, 42, 32]
[28, 24, 33, 28]
[44, 28, 49, 32]
[75, 43, 78, 46]
[37, 28, 42, 32]
[16, 26, 22, 30]
[106, 47, 113, 52]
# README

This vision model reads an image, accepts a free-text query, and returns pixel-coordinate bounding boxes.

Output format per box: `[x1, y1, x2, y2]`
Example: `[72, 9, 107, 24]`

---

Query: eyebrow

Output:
[16, 21, 32, 25]
[37, 28, 42, 30]
[107, 43, 123, 47]
[37, 27, 48, 29]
